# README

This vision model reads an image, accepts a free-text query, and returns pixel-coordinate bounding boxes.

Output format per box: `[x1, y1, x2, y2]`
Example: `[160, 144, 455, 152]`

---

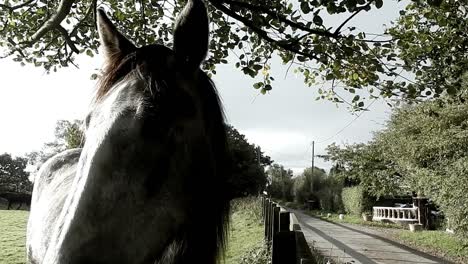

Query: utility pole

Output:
[257, 147, 261, 166]
[311, 141, 315, 176]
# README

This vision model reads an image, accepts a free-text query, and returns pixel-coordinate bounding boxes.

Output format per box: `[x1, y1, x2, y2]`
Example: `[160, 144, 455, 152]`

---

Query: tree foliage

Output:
[322, 74, 468, 237]
[320, 142, 402, 198]
[27, 119, 83, 169]
[226, 125, 272, 198]
[1, 0, 466, 108]
[0, 153, 32, 193]
[266, 163, 293, 201]
[292, 166, 326, 204]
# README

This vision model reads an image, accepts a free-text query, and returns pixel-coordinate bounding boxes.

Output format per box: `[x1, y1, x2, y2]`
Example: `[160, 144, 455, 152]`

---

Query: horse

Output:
[0, 192, 31, 210]
[26, 1, 231, 263]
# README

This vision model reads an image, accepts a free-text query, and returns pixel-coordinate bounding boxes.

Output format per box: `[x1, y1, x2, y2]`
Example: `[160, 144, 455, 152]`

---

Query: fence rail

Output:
[373, 206, 419, 222]
[262, 197, 314, 264]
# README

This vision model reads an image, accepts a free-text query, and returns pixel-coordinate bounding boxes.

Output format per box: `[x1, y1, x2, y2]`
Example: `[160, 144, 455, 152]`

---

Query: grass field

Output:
[0, 210, 28, 264]
[0, 198, 266, 264]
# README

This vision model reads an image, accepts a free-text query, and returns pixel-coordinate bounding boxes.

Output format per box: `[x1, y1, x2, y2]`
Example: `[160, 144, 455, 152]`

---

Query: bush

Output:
[431, 158, 468, 238]
[341, 186, 373, 216]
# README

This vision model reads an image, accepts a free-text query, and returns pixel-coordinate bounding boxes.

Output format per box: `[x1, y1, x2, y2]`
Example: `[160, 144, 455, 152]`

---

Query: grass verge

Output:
[223, 197, 269, 264]
[395, 230, 468, 264]
[0, 210, 28, 264]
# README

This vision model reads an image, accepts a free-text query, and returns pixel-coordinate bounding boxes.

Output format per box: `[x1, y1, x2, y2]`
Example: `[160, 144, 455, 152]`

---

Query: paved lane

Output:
[292, 210, 451, 264]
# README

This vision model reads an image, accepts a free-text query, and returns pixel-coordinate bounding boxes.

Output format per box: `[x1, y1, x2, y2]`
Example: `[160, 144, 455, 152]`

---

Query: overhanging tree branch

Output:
[210, 1, 322, 61]
[0, 0, 36, 12]
[223, 0, 338, 39]
[56, 25, 79, 53]
[26, 0, 76, 46]
[334, 3, 371, 35]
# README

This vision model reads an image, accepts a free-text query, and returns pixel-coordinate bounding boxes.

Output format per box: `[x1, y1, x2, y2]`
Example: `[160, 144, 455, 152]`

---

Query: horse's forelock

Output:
[95, 53, 137, 102]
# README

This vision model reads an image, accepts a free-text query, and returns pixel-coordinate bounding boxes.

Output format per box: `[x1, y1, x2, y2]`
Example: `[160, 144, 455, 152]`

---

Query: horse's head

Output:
[42, 1, 230, 263]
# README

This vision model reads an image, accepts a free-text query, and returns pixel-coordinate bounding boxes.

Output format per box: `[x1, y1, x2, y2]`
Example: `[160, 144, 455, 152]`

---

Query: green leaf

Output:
[253, 82, 264, 89]
[313, 15, 323, 26]
[375, 0, 383, 9]
[253, 64, 263, 71]
[300, 2, 310, 14]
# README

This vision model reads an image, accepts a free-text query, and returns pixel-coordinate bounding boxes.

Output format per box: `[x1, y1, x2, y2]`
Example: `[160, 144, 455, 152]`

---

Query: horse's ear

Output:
[96, 9, 135, 61]
[173, 0, 209, 71]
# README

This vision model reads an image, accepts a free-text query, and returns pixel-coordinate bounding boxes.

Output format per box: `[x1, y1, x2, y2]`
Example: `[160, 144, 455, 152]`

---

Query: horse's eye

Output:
[85, 114, 92, 128]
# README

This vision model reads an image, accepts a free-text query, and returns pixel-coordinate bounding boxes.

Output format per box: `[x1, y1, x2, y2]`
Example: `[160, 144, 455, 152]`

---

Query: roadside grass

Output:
[396, 230, 468, 264]
[223, 197, 268, 264]
[0, 210, 28, 264]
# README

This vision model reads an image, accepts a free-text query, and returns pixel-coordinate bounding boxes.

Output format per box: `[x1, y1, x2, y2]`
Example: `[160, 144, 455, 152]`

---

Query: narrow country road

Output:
[291, 210, 452, 264]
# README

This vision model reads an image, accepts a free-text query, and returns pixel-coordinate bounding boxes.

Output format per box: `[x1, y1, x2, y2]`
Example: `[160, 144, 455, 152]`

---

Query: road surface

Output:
[292, 210, 451, 264]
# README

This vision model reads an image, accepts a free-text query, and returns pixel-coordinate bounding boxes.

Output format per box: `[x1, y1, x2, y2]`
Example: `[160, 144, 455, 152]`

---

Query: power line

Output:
[315, 99, 378, 144]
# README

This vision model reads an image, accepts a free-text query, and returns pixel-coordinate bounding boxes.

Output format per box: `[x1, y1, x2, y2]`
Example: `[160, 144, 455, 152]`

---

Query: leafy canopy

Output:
[1, 0, 466, 109]
[322, 74, 468, 237]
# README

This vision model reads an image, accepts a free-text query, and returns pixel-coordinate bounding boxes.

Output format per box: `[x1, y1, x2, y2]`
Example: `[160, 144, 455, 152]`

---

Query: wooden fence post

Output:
[279, 211, 290, 232]
[267, 201, 275, 242]
[272, 231, 296, 264]
[265, 201, 314, 264]
[272, 205, 280, 237]
[265, 199, 271, 241]
[295, 231, 314, 263]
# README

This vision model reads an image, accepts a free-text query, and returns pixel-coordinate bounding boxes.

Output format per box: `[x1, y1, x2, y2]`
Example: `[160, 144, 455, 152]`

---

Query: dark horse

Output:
[26, 1, 231, 263]
[0, 192, 31, 210]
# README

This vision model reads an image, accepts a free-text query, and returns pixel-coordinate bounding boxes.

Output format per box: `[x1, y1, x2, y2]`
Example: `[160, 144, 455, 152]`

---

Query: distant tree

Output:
[0, 153, 32, 193]
[27, 119, 83, 176]
[292, 166, 327, 204]
[292, 166, 343, 211]
[266, 163, 293, 201]
[226, 125, 272, 198]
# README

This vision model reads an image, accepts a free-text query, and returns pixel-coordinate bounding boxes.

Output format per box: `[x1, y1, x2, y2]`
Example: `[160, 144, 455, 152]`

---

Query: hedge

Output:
[341, 186, 373, 215]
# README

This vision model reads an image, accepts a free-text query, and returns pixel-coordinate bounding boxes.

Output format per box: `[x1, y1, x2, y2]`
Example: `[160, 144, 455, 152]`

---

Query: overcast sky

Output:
[0, 1, 407, 174]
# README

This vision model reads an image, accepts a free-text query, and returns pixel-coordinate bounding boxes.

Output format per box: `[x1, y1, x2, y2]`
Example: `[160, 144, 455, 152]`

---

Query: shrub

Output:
[342, 186, 373, 216]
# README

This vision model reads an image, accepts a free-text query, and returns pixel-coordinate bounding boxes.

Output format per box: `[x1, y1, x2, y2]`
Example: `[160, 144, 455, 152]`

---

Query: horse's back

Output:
[27, 148, 81, 263]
